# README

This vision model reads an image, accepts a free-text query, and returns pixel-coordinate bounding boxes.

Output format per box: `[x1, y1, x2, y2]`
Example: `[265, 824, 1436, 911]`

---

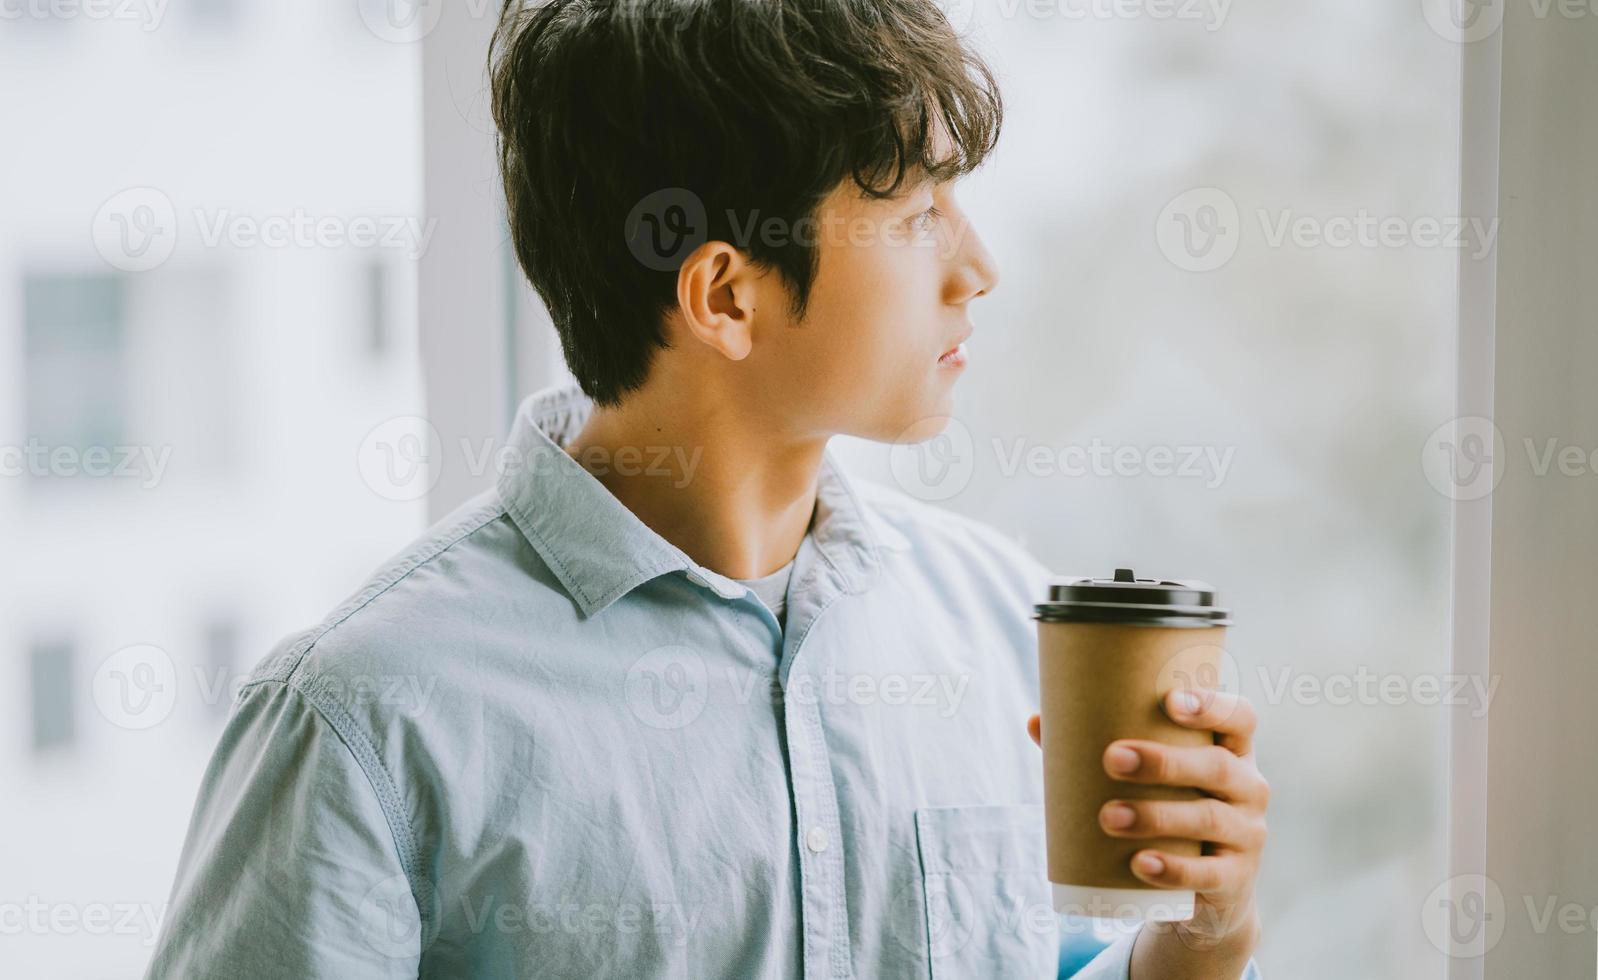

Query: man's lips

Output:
[938, 331, 972, 367]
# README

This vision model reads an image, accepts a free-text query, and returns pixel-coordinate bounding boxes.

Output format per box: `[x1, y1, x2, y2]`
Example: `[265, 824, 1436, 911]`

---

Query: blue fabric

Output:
[145, 384, 1260, 979]
[1061, 931, 1118, 977]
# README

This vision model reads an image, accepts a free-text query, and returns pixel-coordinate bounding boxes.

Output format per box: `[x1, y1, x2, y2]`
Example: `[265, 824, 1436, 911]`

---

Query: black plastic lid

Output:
[1034, 568, 1232, 627]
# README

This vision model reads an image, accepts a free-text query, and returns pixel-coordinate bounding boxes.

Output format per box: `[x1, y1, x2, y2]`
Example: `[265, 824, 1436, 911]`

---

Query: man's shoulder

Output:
[852, 475, 1049, 572]
[241, 487, 554, 692]
[849, 474, 1053, 600]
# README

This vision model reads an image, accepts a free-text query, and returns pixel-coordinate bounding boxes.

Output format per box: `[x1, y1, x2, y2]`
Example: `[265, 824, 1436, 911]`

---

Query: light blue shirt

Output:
[145, 385, 1261, 979]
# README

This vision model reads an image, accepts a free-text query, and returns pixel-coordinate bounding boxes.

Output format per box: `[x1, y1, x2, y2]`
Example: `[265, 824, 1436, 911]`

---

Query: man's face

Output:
[743, 175, 1001, 444]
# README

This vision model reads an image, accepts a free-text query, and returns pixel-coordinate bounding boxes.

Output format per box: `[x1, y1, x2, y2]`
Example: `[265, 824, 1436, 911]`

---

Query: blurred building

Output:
[0, 5, 426, 975]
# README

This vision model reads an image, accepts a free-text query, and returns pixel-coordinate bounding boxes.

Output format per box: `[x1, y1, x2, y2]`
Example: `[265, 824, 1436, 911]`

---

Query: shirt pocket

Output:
[913, 804, 1058, 980]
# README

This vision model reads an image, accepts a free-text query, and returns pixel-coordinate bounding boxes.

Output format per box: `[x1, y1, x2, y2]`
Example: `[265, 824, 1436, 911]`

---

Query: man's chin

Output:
[886, 398, 959, 445]
[894, 415, 952, 441]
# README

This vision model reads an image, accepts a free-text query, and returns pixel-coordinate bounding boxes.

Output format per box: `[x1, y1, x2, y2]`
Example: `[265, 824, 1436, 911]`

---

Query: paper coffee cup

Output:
[1034, 568, 1232, 922]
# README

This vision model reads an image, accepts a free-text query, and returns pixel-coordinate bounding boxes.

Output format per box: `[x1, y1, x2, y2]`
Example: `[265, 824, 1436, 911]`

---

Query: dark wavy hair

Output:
[489, 0, 1003, 405]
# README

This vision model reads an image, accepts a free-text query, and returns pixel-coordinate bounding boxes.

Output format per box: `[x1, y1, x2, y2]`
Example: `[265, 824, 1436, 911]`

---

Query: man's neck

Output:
[563, 380, 826, 580]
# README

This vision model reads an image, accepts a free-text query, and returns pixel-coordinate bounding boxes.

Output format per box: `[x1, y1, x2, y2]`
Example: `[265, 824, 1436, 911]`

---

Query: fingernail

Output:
[1101, 803, 1135, 830]
[1106, 746, 1140, 774]
[1135, 853, 1165, 876]
[1174, 690, 1201, 715]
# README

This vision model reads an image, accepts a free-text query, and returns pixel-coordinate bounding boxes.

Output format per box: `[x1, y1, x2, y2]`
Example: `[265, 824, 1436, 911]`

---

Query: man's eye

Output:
[913, 205, 943, 230]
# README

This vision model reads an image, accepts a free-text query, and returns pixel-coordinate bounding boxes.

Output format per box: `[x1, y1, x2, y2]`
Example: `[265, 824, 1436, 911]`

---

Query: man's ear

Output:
[675, 241, 759, 362]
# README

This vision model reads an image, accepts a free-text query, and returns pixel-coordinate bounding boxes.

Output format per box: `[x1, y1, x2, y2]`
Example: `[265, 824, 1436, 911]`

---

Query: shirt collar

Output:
[495, 384, 905, 619]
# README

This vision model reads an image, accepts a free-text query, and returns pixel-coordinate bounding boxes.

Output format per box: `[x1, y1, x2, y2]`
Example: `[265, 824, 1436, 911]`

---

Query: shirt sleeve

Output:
[143, 679, 422, 980]
[1063, 929, 1264, 979]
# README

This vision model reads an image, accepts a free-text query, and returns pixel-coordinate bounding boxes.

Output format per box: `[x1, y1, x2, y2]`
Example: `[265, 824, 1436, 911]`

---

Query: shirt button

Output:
[805, 826, 829, 853]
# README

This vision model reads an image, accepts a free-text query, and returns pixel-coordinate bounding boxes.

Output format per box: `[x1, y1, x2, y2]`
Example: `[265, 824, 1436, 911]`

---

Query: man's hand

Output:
[1027, 688, 1268, 975]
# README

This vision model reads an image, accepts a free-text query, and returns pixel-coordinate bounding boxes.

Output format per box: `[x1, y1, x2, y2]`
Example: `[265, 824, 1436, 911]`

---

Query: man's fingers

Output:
[1163, 689, 1256, 756]
[1103, 741, 1265, 803]
[1129, 849, 1247, 896]
[1099, 798, 1267, 850]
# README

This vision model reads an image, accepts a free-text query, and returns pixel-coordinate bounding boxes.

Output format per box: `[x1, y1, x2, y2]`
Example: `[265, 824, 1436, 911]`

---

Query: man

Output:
[146, 0, 1268, 976]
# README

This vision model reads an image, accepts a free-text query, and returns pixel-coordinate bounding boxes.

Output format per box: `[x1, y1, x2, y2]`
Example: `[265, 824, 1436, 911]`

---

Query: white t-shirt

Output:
[737, 559, 795, 629]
